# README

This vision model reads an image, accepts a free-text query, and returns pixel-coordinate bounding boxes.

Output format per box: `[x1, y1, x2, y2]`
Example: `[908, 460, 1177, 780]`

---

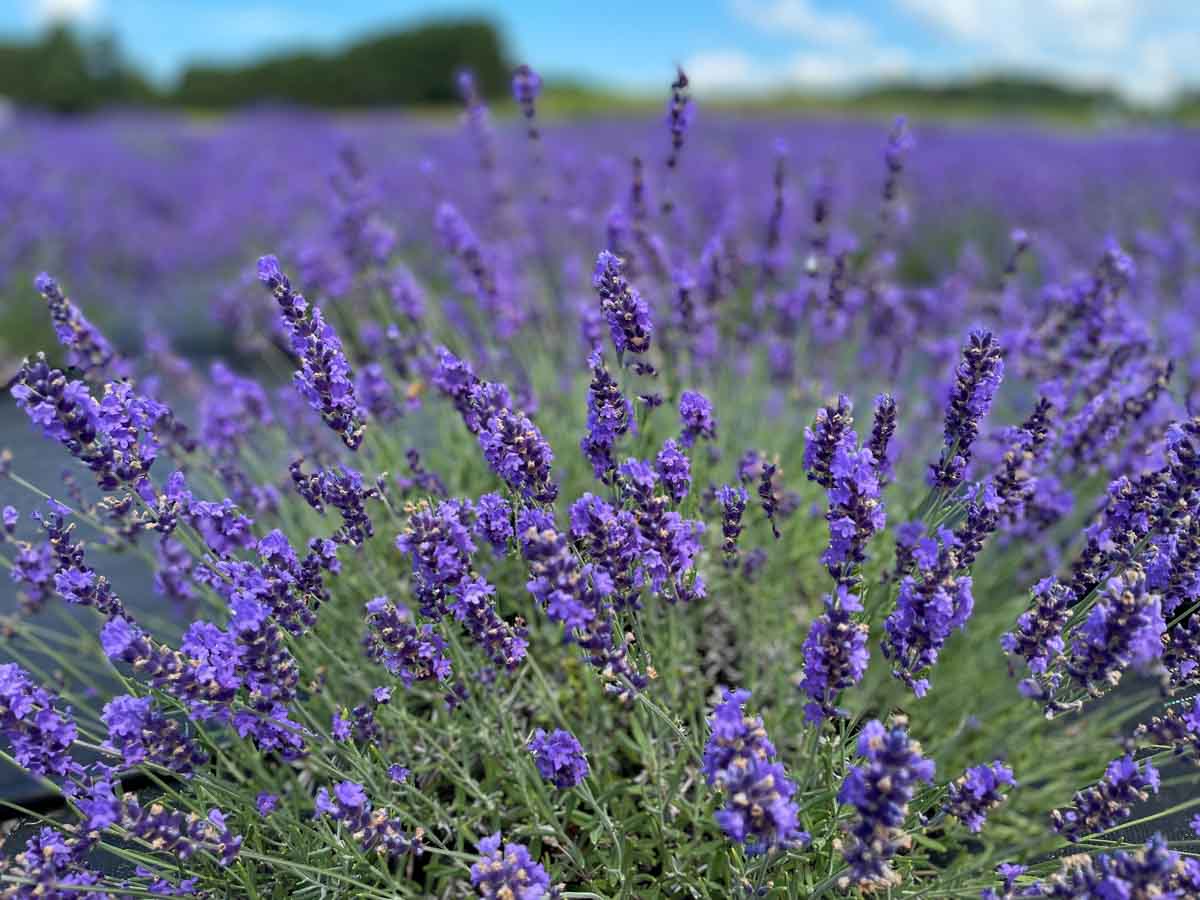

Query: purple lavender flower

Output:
[512, 63, 542, 136]
[199, 362, 273, 457]
[581, 350, 633, 481]
[313, 780, 421, 860]
[929, 329, 1004, 490]
[664, 66, 693, 170]
[527, 728, 589, 789]
[518, 509, 646, 699]
[799, 587, 870, 724]
[1001, 578, 1075, 677]
[1, 826, 105, 896]
[804, 395, 854, 489]
[679, 390, 716, 448]
[620, 459, 706, 603]
[1050, 754, 1159, 841]
[867, 393, 897, 483]
[256, 793, 278, 817]
[1066, 566, 1165, 697]
[12, 355, 167, 490]
[362, 597, 453, 688]
[702, 689, 806, 855]
[0, 663, 80, 779]
[882, 530, 974, 696]
[838, 719, 935, 887]
[569, 493, 645, 610]
[34, 272, 118, 374]
[475, 391, 558, 503]
[256, 255, 366, 450]
[449, 576, 529, 672]
[395, 499, 477, 619]
[943, 761, 1015, 833]
[101, 694, 207, 776]
[474, 492, 514, 554]
[289, 459, 378, 547]
[470, 832, 553, 899]
[593, 251, 653, 360]
[1035, 835, 1200, 897]
[655, 439, 691, 503]
[820, 433, 886, 589]
[714, 484, 748, 567]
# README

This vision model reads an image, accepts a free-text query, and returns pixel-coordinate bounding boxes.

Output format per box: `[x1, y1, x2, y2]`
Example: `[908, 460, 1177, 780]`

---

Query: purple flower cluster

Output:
[256, 254, 366, 450]
[654, 438, 691, 503]
[714, 483, 748, 567]
[943, 760, 1015, 833]
[702, 689, 806, 855]
[818, 425, 887, 589]
[101, 694, 208, 776]
[289, 459, 378, 546]
[798, 586, 870, 724]
[518, 508, 646, 699]
[12, 354, 168, 490]
[619, 459, 705, 603]
[314, 780, 422, 860]
[581, 350, 633, 481]
[929, 329, 1004, 490]
[1036, 835, 1200, 898]
[469, 832, 555, 899]
[593, 250, 653, 360]
[882, 529, 974, 696]
[527, 728, 589, 789]
[569, 493, 644, 610]
[838, 720, 935, 887]
[1065, 566, 1165, 696]
[34, 272, 119, 375]
[363, 597, 453, 688]
[1050, 754, 1159, 841]
[679, 390, 715, 448]
[0, 663, 80, 780]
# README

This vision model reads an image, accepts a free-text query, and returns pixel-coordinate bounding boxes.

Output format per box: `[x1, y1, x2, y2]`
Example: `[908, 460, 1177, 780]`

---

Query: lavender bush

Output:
[0, 66, 1199, 898]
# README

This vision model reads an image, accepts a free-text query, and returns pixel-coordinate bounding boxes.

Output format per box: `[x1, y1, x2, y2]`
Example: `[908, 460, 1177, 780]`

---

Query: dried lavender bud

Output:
[838, 719, 934, 887]
[256, 255, 365, 450]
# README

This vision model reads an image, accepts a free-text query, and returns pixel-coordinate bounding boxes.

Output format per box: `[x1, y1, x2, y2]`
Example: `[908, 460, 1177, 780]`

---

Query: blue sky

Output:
[4, 0, 1199, 104]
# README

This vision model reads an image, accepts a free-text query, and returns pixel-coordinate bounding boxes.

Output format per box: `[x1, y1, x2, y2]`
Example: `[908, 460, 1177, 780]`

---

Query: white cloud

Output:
[684, 45, 910, 95]
[28, 0, 101, 25]
[732, 0, 872, 46]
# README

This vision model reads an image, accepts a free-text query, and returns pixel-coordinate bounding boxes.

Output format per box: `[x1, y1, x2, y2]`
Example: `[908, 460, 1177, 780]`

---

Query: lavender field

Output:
[2, 70, 1200, 898]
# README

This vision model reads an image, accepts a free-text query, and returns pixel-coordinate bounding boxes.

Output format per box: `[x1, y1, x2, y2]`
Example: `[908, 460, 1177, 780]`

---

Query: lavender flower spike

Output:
[256, 254, 366, 450]
[929, 328, 1004, 490]
[593, 250, 653, 361]
[34, 272, 118, 374]
[838, 719, 935, 887]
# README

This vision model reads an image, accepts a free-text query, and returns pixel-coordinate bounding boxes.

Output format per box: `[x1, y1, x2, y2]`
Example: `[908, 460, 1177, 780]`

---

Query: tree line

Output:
[0, 20, 510, 113]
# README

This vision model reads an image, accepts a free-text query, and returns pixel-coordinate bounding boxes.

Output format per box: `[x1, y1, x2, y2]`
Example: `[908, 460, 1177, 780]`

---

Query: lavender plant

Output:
[0, 64, 1198, 900]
